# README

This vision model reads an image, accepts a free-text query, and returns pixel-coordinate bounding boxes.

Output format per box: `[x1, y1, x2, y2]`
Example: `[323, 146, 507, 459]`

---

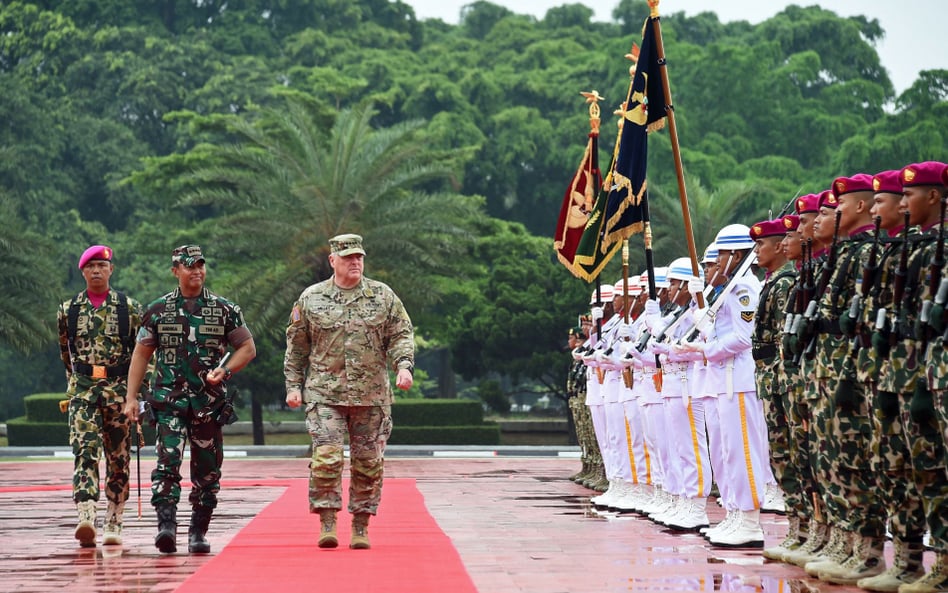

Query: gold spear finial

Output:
[648, 0, 660, 18]
[581, 90, 603, 133]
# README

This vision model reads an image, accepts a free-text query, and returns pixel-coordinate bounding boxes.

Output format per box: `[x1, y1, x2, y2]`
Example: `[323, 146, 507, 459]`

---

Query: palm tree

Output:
[647, 175, 770, 265]
[0, 193, 60, 353]
[175, 94, 484, 337]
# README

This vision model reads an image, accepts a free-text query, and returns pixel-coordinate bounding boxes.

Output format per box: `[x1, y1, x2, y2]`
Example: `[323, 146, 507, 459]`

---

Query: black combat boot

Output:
[155, 504, 178, 554]
[188, 507, 213, 554]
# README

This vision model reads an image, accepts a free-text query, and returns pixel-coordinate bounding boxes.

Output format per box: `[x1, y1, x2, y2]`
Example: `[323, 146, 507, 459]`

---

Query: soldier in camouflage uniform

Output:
[566, 325, 595, 483]
[284, 234, 414, 551]
[58, 245, 144, 547]
[852, 169, 929, 592]
[802, 176, 888, 585]
[124, 245, 257, 555]
[748, 219, 797, 560]
[888, 162, 948, 593]
[781, 194, 831, 567]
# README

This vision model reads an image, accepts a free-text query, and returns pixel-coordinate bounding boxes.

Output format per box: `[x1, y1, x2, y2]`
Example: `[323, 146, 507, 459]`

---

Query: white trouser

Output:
[622, 399, 651, 484]
[604, 399, 632, 481]
[665, 396, 711, 499]
[715, 390, 768, 511]
[640, 401, 666, 487]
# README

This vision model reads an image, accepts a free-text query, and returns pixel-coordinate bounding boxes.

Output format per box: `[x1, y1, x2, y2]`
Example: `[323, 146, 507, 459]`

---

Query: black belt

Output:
[752, 343, 778, 361]
[72, 361, 130, 378]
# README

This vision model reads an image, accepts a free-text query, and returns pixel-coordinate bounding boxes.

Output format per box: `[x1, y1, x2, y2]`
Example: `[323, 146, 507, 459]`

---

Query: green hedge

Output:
[24, 393, 68, 423]
[388, 424, 500, 445]
[392, 399, 484, 426]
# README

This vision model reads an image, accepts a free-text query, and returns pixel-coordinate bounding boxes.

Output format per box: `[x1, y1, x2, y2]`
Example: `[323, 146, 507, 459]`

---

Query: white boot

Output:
[667, 497, 710, 531]
[761, 483, 786, 514]
[590, 480, 618, 507]
[103, 501, 125, 546]
[75, 500, 97, 548]
[710, 508, 764, 548]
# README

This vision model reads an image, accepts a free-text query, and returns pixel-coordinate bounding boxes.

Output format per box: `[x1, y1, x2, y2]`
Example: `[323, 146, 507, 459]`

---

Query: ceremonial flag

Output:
[554, 94, 603, 277]
[602, 17, 667, 249]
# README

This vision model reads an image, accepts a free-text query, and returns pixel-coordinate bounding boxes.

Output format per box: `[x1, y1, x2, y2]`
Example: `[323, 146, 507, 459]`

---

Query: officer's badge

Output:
[741, 311, 754, 322]
[739, 295, 751, 307]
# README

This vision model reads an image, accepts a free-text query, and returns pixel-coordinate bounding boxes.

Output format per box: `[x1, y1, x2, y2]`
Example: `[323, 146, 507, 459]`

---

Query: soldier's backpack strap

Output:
[754, 270, 795, 342]
[67, 295, 81, 356]
[114, 291, 135, 355]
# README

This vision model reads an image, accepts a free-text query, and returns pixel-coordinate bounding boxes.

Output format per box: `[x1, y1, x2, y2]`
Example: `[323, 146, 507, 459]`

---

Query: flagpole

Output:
[649, 0, 705, 309]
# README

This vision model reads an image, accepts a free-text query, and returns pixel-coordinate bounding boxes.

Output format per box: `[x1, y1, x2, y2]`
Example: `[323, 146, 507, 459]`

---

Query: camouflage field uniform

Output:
[285, 276, 414, 515]
[58, 289, 142, 507]
[810, 231, 885, 539]
[890, 230, 948, 553]
[753, 262, 796, 512]
[567, 355, 600, 481]
[138, 286, 253, 510]
[862, 231, 928, 547]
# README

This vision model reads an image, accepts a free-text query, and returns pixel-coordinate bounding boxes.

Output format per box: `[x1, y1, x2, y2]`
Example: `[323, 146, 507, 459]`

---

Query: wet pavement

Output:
[0, 454, 909, 592]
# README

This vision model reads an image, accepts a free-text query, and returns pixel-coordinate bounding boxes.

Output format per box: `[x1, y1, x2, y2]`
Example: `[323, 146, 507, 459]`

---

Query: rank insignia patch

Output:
[741, 311, 754, 322]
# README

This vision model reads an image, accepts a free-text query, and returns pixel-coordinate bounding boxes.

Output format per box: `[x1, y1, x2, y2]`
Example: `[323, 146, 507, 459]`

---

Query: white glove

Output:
[644, 299, 661, 318]
[691, 306, 708, 325]
[571, 347, 584, 361]
[582, 348, 600, 367]
[651, 341, 671, 355]
[677, 339, 706, 353]
[688, 275, 704, 296]
[591, 306, 604, 322]
[616, 322, 634, 340]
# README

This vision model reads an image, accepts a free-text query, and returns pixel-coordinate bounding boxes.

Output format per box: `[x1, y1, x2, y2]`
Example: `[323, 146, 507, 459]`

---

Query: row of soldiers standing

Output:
[565, 160, 948, 593]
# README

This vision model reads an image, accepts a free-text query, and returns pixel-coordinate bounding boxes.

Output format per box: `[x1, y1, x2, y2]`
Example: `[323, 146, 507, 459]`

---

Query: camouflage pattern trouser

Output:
[151, 406, 223, 510]
[814, 378, 885, 537]
[69, 383, 132, 505]
[903, 385, 948, 551]
[306, 404, 392, 515]
[871, 389, 926, 543]
[759, 379, 794, 510]
[785, 387, 815, 518]
[569, 397, 599, 470]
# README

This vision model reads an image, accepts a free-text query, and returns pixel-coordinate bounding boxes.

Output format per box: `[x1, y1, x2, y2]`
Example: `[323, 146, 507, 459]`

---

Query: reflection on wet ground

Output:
[1, 457, 893, 592]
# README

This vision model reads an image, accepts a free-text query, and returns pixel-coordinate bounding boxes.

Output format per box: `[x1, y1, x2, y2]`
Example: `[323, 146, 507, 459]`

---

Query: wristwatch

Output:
[222, 366, 233, 380]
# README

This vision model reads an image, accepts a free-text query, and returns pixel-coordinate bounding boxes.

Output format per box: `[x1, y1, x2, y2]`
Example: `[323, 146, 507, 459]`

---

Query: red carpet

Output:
[175, 478, 479, 593]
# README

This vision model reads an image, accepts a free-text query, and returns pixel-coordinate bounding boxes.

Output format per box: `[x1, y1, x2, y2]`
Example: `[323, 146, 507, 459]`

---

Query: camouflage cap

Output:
[171, 244, 206, 267]
[329, 233, 366, 257]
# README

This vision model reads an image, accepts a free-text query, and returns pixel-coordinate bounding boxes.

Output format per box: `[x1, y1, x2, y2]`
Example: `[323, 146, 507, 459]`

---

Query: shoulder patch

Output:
[739, 295, 751, 307]
[741, 311, 754, 322]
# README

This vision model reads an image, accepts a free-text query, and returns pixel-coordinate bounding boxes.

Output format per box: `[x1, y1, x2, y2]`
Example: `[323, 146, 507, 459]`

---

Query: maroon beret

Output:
[833, 173, 874, 197]
[795, 193, 820, 214]
[782, 214, 800, 231]
[901, 161, 948, 187]
[872, 170, 902, 194]
[749, 219, 788, 240]
[818, 189, 838, 209]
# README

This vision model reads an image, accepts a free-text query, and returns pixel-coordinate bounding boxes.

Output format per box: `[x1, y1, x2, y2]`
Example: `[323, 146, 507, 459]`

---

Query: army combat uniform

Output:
[285, 274, 414, 518]
[58, 285, 142, 545]
[138, 285, 252, 514]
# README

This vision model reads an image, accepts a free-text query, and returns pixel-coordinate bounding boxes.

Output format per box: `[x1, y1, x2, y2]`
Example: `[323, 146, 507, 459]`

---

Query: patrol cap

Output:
[795, 193, 821, 215]
[749, 219, 787, 240]
[873, 170, 902, 195]
[590, 284, 614, 304]
[818, 189, 838, 210]
[832, 173, 874, 197]
[714, 223, 755, 251]
[782, 215, 801, 232]
[667, 257, 698, 282]
[900, 161, 948, 188]
[568, 326, 583, 337]
[171, 244, 205, 267]
[78, 245, 113, 269]
[329, 233, 366, 257]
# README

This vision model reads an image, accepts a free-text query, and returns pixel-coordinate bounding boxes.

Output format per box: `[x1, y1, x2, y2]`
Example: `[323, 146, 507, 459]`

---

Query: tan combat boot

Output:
[317, 510, 338, 549]
[898, 553, 948, 593]
[823, 534, 886, 584]
[102, 501, 124, 546]
[783, 520, 829, 567]
[74, 500, 97, 547]
[858, 538, 925, 592]
[350, 513, 371, 550]
[763, 514, 806, 561]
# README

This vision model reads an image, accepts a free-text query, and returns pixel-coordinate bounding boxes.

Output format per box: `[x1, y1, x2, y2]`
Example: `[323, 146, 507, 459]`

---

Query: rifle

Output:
[635, 279, 717, 352]
[849, 215, 882, 348]
[802, 209, 842, 359]
[886, 211, 912, 349]
[682, 250, 758, 343]
[920, 193, 947, 350]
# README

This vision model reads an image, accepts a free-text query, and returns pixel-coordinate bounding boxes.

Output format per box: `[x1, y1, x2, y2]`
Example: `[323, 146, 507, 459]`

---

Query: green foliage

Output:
[0, 0, 946, 423]
[387, 424, 500, 445]
[392, 398, 485, 426]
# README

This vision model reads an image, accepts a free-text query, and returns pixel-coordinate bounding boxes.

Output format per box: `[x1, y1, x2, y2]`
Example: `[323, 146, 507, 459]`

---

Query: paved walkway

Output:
[1, 454, 901, 592]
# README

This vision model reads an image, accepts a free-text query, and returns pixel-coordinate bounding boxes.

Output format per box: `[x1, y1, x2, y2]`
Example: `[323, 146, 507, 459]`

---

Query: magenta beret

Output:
[901, 161, 948, 187]
[832, 173, 874, 197]
[78, 245, 113, 269]
[872, 170, 902, 194]
[749, 219, 788, 239]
